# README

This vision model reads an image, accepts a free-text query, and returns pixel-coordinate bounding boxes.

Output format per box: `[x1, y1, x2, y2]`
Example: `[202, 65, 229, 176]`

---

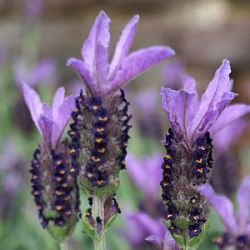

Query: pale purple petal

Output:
[191, 59, 234, 138]
[22, 82, 43, 134]
[67, 58, 94, 88]
[146, 235, 164, 246]
[95, 43, 109, 92]
[161, 87, 198, 139]
[38, 115, 53, 146]
[126, 154, 145, 192]
[210, 104, 250, 135]
[163, 60, 185, 90]
[109, 15, 140, 80]
[198, 184, 238, 235]
[125, 212, 164, 245]
[52, 95, 76, 148]
[52, 87, 65, 115]
[196, 91, 237, 138]
[81, 11, 110, 74]
[164, 232, 181, 250]
[108, 46, 175, 93]
[28, 59, 56, 86]
[213, 119, 248, 151]
[126, 153, 162, 199]
[236, 176, 250, 233]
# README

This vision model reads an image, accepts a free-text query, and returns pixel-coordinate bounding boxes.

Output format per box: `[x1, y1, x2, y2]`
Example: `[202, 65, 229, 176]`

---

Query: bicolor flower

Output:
[160, 59, 250, 247]
[22, 83, 79, 241]
[66, 11, 174, 236]
[198, 177, 250, 249]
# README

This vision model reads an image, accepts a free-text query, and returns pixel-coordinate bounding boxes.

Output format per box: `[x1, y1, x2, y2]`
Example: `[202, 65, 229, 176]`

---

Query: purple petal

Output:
[198, 184, 238, 235]
[213, 119, 248, 151]
[38, 114, 53, 147]
[161, 87, 198, 139]
[196, 91, 237, 138]
[52, 87, 65, 114]
[22, 82, 43, 135]
[52, 95, 76, 148]
[67, 58, 94, 88]
[125, 212, 164, 245]
[209, 104, 250, 135]
[126, 153, 162, 199]
[191, 59, 235, 138]
[109, 15, 140, 80]
[236, 176, 250, 233]
[81, 11, 110, 74]
[95, 43, 109, 93]
[146, 235, 164, 246]
[108, 46, 175, 94]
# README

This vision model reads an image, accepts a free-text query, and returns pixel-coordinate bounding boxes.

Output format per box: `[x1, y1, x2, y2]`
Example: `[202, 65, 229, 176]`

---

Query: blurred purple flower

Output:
[25, 0, 43, 19]
[0, 141, 24, 219]
[67, 10, 175, 95]
[125, 212, 165, 247]
[134, 88, 158, 116]
[126, 153, 162, 201]
[22, 83, 75, 149]
[211, 119, 248, 196]
[146, 231, 180, 250]
[131, 87, 164, 139]
[14, 59, 56, 88]
[161, 59, 250, 143]
[163, 60, 186, 90]
[213, 118, 248, 152]
[199, 177, 250, 248]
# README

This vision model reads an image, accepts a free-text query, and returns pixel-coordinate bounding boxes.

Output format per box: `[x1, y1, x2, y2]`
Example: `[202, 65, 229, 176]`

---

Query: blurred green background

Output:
[0, 0, 250, 249]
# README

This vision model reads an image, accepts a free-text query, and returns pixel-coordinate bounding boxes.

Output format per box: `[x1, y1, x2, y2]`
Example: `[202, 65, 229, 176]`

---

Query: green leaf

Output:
[188, 222, 209, 248]
[81, 211, 96, 240]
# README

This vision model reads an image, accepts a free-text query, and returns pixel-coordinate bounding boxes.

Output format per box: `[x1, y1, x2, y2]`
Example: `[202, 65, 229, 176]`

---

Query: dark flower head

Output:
[67, 10, 175, 96]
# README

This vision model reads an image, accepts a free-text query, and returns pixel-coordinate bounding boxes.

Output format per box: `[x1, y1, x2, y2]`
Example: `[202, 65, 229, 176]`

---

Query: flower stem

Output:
[60, 241, 69, 250]
[92, 196, 106, 250]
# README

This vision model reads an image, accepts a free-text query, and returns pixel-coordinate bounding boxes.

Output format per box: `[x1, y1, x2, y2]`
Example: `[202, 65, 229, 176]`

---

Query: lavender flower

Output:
[211, 119, 248, 196]
[66, 11, 174, 243]
[132, 88, 163, 139]
[125, 212, 165, 250]
[126, 153, 163, 201]
[0, 141, 24, 220]
[160, 59, 250, 247]
[199, 177, 250, 249]
[22, 83, 79, 241]
[146, 230, 180, 250]
[163, 59, 186, 90]
[14, 59, 56, 88]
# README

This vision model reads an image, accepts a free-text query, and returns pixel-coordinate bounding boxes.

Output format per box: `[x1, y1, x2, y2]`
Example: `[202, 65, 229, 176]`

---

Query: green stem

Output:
[60, 241, 69, 250]
[92, 196, 106, 250]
